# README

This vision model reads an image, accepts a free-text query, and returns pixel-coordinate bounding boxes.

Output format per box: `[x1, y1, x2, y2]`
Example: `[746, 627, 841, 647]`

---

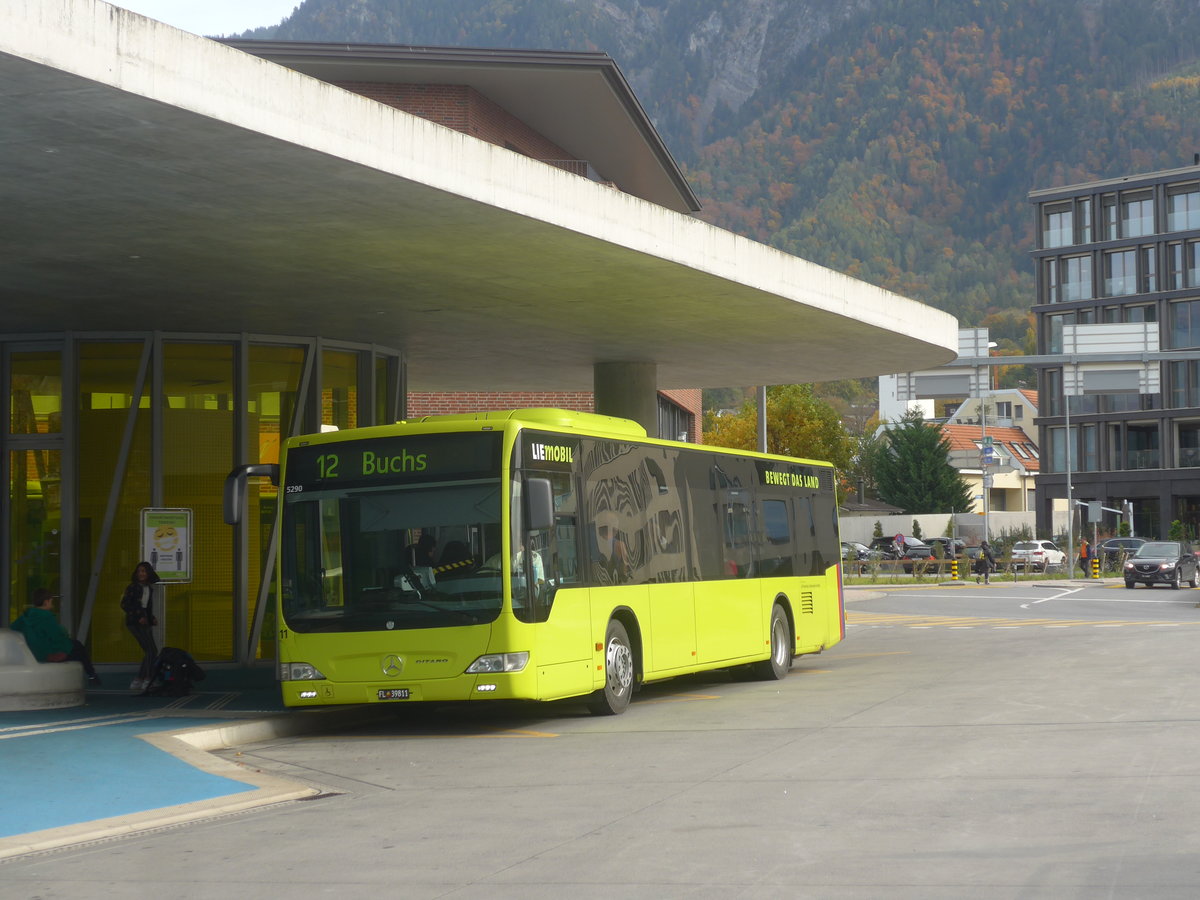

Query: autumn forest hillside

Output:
[244, 0, 1200, 360]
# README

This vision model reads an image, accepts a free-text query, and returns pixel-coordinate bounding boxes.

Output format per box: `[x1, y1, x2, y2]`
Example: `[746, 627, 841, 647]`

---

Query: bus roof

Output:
[407, 408, 647, 438]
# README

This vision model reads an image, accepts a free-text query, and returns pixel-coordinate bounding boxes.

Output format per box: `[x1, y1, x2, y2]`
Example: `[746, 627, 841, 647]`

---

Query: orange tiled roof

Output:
[1018, 388, 1039, 411]
[939, 423, 1040, 473]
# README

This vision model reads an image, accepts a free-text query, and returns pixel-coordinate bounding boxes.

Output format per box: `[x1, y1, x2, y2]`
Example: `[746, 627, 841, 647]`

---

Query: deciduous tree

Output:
[704, 385, 853, 488]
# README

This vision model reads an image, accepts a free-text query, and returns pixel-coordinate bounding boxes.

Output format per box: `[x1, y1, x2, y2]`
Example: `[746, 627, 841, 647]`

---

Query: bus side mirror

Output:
[224, 463, 280, 525]
[526, 477, 554, 532]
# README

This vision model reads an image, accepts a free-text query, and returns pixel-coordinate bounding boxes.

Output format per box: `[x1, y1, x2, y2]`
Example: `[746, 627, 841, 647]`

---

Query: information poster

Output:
[141, 508, 192, 582]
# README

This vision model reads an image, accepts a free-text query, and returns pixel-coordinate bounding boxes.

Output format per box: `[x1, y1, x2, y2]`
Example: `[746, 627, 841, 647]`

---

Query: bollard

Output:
[950, 558, 958, 581]
[1091, 556, 1100, 579]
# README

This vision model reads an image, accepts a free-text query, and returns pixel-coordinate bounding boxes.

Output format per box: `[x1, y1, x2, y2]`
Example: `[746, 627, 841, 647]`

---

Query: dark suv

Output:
[1098, 537, 1146, 564]
[1123, 540, 1198, 589]
[869, 535, 934, 573]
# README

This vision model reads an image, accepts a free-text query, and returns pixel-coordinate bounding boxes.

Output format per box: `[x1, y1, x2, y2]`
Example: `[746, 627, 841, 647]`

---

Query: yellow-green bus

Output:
[230, 408, 844, 714]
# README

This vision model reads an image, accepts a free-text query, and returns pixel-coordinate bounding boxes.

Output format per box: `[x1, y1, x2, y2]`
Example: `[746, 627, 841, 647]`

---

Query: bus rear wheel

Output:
[750, 603, 792, 681]
[588, 619, 634, 715]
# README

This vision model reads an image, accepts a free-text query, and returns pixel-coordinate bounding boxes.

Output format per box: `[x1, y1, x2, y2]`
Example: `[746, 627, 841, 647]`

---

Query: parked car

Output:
[841, 541, 871, 573]
[867, 535, 933, 574]
[1097, 537, 1146, 564]
[842, 540, 870, 560]
[868, 535, 932, 560]
[927, 537, 965, 559]
[1123, 540, 1198, 589]
[1009, 539, 1067, 572]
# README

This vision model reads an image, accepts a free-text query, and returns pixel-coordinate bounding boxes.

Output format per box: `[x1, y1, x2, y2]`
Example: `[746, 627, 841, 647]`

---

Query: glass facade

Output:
[162, 342, 235, 660]
[1103, 249, 1137, 297]
[77, 342, 153, 665]
[1033, 167, 1200, 539]
[1168, 185, 1200, 231]
[1, 335, 401, 666]
[1170, 299, 1200, 349]
[246, 344, 306, 662]
[1121, 192, 1153, 238]
[7, 349, 63, 616]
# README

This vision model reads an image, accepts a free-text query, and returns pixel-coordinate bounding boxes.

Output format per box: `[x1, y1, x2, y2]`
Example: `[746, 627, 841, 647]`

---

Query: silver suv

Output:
[1009, 540, 1066, 572]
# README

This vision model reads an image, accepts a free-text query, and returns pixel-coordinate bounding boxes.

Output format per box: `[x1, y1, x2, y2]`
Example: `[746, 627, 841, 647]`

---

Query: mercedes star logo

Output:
[381, 654, 403, 677]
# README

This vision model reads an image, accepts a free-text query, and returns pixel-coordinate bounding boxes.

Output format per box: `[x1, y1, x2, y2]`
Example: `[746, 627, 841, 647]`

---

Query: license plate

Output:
[377, 688, 411, 700]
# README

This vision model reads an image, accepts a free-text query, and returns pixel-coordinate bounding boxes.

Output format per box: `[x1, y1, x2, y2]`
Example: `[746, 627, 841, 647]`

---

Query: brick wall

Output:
[659, 388, 702, 443]
[406, 392, 595, 418]
[406, 390, 705, 443]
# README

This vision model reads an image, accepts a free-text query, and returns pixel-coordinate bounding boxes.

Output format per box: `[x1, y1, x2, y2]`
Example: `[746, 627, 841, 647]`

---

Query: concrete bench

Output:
[0, 628, 85, 710]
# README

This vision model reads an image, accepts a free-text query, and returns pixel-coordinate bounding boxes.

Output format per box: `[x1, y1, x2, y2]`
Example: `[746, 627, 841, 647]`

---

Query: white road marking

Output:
[1022, 587, 1082, 609]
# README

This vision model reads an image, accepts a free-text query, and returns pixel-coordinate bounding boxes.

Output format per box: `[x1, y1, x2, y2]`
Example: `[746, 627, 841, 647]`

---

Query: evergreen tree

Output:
[875, 411, 972, 514]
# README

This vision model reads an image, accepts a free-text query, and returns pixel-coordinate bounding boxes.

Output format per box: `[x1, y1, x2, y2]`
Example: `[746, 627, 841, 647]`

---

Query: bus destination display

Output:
[285, 432, 502, 491]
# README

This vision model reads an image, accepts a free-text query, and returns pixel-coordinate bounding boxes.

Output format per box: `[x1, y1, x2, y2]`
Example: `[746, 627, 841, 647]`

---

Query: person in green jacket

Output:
[11, 587, 100, 684]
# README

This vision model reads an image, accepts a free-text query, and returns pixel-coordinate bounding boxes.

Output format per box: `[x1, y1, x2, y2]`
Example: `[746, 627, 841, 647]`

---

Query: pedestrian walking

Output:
[976, 540, 998, 585]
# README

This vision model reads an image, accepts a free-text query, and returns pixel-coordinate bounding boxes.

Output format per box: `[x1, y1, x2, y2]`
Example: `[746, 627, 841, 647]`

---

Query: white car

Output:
[1009, 540, 1067, 572]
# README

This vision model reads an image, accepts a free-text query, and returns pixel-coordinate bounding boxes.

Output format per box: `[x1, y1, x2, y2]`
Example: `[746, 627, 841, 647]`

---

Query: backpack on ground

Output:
[146, 646, 206, 696]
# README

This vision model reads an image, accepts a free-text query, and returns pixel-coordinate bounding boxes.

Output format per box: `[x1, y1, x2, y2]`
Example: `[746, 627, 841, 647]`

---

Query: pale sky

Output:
[112, 1, 301, 37]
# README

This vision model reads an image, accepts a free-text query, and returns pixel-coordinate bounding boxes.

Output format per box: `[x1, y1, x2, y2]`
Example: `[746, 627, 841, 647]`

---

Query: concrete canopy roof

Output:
[1, 0, 958, 393]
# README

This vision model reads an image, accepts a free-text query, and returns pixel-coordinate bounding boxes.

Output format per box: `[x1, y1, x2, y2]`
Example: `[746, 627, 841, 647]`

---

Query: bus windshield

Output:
[281, 478, 505, 632]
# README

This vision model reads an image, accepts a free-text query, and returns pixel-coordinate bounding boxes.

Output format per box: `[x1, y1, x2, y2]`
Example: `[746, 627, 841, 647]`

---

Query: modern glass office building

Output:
[1030, 163, 1200, 539]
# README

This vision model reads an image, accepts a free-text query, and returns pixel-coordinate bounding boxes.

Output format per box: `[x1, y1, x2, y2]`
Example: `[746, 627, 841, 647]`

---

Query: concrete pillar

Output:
[593, 362, 658, 437]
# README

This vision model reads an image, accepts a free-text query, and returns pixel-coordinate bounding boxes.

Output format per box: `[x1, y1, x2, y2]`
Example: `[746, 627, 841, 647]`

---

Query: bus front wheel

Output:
[588, 619, 634, 716]
[750, 604, 792, 681]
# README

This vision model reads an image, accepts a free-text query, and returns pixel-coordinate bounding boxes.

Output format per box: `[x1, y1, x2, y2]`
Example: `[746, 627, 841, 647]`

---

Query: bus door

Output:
[695, 488, 761, 664]
[515, 472, 592, 698]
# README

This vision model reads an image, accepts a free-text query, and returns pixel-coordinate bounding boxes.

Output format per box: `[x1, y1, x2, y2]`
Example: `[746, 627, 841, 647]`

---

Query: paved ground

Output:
[6, 577, 1200, 899]
[0, 579, 1121, 858]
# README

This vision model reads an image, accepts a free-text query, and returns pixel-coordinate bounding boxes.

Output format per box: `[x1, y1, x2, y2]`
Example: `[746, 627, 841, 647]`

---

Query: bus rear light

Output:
[279, 661, 326, 681]
[466, 652, 529, 674]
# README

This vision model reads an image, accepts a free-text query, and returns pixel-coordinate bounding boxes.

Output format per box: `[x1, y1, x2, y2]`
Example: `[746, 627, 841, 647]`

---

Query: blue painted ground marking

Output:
[0, 716, 254, 838]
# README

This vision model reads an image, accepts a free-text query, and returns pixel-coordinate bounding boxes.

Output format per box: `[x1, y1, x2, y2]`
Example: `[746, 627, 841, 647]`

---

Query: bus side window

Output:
[759, 498, 793, 577]
[722, 499, 754, 578]
[795, 495, 819, 576]
[554, 517, 579, 584]
[517, 471, 580, 622]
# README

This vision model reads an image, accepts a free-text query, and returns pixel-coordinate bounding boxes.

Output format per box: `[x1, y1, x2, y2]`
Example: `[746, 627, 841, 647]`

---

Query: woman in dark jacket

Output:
[122, 561, 160, 691]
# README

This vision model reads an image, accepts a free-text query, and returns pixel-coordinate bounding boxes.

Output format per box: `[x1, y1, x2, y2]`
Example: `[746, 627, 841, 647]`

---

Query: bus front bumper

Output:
[280, 672, 532, 707]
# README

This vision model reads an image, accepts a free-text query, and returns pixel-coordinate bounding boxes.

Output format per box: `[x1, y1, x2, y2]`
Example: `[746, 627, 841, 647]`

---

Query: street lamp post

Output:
[981, 396, 990, 545]
[1064, 388, 1074, 574]
[980, 342, 997, 544]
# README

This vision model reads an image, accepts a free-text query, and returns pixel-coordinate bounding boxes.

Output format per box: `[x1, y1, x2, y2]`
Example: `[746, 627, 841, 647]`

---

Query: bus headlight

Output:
[466, 652, 529, 674]
[279, 661, 326, 681]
